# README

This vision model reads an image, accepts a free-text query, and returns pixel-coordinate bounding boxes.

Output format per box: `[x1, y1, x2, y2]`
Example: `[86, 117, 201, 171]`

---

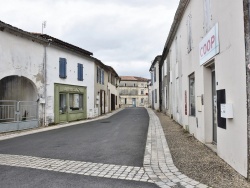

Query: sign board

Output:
[199, 23, 220, 65]
[221, 103, 233, 118]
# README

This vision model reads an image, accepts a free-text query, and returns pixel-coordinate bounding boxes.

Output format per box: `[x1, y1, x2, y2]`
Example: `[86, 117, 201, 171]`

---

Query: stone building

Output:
[119, 76, 149, 108]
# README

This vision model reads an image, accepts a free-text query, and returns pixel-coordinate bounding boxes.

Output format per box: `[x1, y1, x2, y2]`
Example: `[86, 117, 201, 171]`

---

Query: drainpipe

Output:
[243, 0, 250, 180]
[43, 41, 50, 126]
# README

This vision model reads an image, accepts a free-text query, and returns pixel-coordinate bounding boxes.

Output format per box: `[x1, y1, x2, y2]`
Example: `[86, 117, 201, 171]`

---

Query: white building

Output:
[149, 56, 161, 111]
[0, 21, 120, 132]
[158, 0, 249, 177]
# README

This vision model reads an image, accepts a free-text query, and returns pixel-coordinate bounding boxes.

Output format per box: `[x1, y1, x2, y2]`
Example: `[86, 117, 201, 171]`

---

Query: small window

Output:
[125, 98, 127, 104]
[78, 63, 83, 81]
[59, 58, 67, 78]
[189, 73, 195, 116]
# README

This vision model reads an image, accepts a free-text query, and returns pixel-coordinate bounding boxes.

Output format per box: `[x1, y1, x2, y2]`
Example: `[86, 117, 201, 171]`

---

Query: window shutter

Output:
[59, 58, 67, 78]
[78, 63, 83, 81]
[101, 69, 104, 85]
[97, 67, 99, 83]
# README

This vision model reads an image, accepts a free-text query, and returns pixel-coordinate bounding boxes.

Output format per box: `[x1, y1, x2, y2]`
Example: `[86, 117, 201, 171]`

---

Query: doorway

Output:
[132, 98, 136, 107]
[212, 69, 217, 143]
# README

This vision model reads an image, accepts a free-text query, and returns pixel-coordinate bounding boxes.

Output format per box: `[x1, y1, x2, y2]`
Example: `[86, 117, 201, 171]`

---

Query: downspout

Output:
[43, 41, 49, 126]
[243, 0, 250, 180]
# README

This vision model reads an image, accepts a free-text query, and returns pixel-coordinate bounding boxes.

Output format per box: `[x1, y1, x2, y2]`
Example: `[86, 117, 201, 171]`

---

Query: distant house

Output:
[0, 20, 120, 132]
[119, 76, 149, 108]
[106, 66, 120, 112]
[149, 55, 161, 110]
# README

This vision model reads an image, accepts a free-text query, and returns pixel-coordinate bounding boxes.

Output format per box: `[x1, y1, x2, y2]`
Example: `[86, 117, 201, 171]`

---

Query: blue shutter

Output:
[78, 63, 83, 81]
[59, 58, 67, 78]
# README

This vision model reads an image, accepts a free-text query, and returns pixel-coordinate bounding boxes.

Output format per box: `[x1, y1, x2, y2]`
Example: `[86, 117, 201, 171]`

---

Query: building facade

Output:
[149, 56, 161, 111]
[155, 0, 249, 177]
[119, 76, 149, 108]
[0, 20, 120, 132]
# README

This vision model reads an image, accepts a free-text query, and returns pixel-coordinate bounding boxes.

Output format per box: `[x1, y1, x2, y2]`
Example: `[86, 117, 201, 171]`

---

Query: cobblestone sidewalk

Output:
[156, 111, 250, 188]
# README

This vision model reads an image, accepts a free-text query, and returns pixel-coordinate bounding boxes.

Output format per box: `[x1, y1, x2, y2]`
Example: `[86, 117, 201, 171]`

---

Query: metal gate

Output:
[0, 100, 38, 133]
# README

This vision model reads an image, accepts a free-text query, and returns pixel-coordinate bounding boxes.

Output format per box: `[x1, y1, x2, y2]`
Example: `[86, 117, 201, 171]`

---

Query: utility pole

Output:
[42, 21, 46, 34]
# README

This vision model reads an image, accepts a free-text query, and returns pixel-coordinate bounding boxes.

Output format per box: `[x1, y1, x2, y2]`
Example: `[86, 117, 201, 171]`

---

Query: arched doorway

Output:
[0, 76, 39, 132]
[0, 76, 37, 101]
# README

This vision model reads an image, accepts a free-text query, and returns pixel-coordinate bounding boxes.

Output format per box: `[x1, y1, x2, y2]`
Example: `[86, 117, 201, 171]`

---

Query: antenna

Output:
[42, 21, 46, 34]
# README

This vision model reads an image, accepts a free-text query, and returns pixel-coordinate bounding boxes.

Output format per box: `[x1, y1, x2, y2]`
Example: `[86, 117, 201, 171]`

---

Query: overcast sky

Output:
[0, 0, 179, 78]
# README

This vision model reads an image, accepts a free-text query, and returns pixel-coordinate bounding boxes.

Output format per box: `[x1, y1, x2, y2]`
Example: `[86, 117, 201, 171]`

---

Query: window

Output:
[97, 67, 104, 85]
[154, 68, 156, 82]
[164, 59, 168, 76]
[141, 98, 144, 104]
[78, 63, 83, 81]
[189, 73, 195, 116]
[69, 93, 83, 111]
[125, 83, 126, 86]
[204, 0, 211, 33]
[125, 98, 127, 104]
[116, 96, 117, 105]
[155, 89, 157, 103]
[141, 89, 144, 95]
[101, 69, 104, 85]
[59, 93, 67, 114]
[187, 14, 192, 53]
[59, 58, 67, 78]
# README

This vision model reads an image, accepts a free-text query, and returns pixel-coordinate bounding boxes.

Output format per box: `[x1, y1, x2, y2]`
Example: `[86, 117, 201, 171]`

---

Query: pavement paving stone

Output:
[0, 108, 211, 188]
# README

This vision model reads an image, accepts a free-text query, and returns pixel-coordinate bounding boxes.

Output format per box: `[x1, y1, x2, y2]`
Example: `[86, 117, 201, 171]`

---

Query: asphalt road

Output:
[0, 107, 158, 188]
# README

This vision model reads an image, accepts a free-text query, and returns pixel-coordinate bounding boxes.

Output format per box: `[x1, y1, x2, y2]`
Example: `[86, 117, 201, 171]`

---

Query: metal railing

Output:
[0, 100, 38, 123]
[0, 100, 16, 122]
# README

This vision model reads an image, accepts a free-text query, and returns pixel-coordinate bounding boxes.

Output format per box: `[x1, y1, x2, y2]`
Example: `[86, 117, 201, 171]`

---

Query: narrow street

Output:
[0, 108, 158, 188]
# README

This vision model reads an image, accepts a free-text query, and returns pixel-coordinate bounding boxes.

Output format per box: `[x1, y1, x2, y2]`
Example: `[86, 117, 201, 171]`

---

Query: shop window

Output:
[59, 58, 67, 78]
[69, 93, 83, 111]
[59, 93, 67, 114]
[189, 73, 195, 116]
[78, 63, 83, 81]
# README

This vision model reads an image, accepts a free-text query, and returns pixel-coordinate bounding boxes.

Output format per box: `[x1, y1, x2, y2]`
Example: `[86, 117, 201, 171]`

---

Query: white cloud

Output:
[0, 0, 179, 78]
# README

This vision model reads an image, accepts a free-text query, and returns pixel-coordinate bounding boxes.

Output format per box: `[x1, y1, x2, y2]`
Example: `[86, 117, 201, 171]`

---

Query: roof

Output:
[32, 33, 93, 57]
[0, 20, 48, 44]
[149, 55, 162, 71]
[106, 66, 119, 77]
[120, 76, 149, 82]
[160, 0, 190, 66]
